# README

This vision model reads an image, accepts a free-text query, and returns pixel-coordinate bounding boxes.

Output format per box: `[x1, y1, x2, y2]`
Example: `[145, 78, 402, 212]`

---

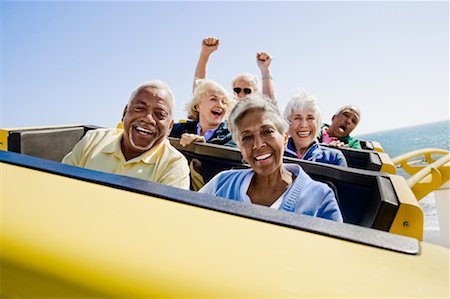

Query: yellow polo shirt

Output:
[62, 129, 190, 189]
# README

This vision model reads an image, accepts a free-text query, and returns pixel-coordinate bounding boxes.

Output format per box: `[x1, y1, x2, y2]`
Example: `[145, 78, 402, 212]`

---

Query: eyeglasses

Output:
[233, 87, 252, 95]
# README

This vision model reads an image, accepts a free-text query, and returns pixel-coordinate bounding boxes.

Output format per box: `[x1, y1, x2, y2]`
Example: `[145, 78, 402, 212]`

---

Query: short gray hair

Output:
[186, 79, 232, 121]
[128, 80, 175, 114]
[228, 94, 288, 144]
[231, 73, 259, 93]
[335, 104, 361, 120]
[283, 89, 322, 133]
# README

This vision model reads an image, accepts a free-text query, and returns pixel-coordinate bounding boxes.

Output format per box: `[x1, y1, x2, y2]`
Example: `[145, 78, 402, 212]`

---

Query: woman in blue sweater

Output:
[199, 94, 343, 222]
[283, 89, 347, 167]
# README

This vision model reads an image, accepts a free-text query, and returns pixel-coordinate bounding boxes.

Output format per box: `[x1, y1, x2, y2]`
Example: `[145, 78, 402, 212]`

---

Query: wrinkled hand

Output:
[201, 37, 220, 55]
[180, 133, 206, 147]
[256, 52, 272, 70]
[327, 140, 349, 148]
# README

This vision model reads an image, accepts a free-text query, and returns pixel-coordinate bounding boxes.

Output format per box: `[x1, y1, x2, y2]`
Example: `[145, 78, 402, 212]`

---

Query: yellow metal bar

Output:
[392, 148, 448, 177]
[406, 154, 450, 201]
[0, 129, 9, 151]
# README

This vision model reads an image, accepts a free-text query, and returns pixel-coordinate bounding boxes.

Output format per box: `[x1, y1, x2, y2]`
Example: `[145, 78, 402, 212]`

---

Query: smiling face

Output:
[328, 108, 360, 138]
[288, 108, 317, 154]
[197, 89, 229, 130]
[121, 87, 173, 160]
[237, 109, 288, 176]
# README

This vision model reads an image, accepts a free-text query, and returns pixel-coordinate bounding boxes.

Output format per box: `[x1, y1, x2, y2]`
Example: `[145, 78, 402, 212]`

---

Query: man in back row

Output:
[319, 105, 361, 149]
[62, 80, 190, 189]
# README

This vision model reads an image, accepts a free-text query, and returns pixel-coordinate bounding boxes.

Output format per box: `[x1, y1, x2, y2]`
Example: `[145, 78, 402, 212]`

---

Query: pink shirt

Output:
[321, 127, 338, 144]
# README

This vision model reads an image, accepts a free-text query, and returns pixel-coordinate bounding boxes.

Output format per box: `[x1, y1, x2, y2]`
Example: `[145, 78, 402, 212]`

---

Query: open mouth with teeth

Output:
[210, 109, 223, 118]
[134, 125, 156, 136]
[296, 131, 311, 138]
[254, 152, 273, 162]
[128, 123, 158, 151]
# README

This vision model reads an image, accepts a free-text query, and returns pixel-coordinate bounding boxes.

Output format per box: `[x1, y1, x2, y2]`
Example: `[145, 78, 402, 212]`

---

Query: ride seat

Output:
[5, 125, 98, 162]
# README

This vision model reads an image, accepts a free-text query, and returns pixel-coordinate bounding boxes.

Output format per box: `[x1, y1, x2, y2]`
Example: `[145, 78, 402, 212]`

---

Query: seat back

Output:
[321, 144, 383, 171]
[5, 125, 98, 162]
[169, 138, 399, 231]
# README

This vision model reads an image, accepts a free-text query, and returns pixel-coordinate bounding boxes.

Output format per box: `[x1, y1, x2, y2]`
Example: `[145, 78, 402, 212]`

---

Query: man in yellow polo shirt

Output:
[62, 80, 190, 189]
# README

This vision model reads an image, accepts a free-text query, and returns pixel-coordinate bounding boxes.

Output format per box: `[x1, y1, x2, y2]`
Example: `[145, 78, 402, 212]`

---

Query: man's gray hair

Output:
[128, 80, 175, 114]
[335, 105, 361, 119]
[283, 89, 322, 134]
[231, 73, 259, 93]
[228, 93, 288, 144]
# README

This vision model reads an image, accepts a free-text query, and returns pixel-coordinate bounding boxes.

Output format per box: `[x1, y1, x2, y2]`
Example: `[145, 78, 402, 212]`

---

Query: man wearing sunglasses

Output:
[193, 37, 276, 102]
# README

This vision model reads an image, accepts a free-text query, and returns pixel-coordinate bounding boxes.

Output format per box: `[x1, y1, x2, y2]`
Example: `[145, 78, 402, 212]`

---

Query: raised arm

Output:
[193, 37, 220, 91]
[256, 52, 275, 101]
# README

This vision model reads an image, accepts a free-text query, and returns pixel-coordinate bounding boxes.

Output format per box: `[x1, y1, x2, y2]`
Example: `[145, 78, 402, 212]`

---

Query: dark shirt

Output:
[170, 121, 236, 147]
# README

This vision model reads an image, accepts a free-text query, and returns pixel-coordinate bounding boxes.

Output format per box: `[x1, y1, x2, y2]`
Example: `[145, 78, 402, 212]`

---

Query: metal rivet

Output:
[403, 221, 409, 228]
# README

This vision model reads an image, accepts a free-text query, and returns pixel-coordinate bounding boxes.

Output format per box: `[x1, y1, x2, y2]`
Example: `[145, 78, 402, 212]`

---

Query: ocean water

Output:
[357, 119, 449, 232]
[357, 120, 450, 159]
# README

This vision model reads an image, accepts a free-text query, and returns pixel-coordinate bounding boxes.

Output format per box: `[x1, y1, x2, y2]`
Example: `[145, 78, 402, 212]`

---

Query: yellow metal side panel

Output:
[1, 163, 449, 298]
[1, 259, 108, 298]
[378, 152, 397, 174]
[0, 129, 9, 150]
[389, 174, 424, 240]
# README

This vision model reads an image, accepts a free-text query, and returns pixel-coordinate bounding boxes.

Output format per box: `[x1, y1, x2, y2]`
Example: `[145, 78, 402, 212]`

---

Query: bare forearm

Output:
[261, 69, 275, 101]
[193, 52, 210, 90]
[193, 37, 219, 91]
[256, 52, 276, 101]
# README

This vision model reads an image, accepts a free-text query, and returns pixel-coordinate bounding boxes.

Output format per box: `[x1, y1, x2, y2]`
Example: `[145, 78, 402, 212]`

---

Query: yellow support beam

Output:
[406, 154, 450, 201]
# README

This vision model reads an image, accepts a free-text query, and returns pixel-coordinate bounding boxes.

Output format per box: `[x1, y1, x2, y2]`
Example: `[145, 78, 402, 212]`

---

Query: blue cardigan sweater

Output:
[284, 138, 347, 167]
[200, 164, 343, 222]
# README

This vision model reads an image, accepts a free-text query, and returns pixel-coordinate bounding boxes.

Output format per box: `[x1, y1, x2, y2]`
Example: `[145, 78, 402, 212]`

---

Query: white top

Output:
[240, 172, 286, 209]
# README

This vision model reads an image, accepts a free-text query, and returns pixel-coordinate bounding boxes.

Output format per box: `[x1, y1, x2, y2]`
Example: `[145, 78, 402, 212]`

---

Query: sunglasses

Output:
[233, 87, 252, 95]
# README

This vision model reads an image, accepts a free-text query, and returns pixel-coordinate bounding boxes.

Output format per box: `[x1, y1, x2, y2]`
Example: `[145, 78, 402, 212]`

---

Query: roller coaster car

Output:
[1, 124, 448, 298]
[1, 124, 422, 240]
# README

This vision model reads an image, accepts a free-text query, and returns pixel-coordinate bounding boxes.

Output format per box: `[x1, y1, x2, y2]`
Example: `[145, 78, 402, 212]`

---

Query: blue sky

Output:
[2, 1, 449, 135]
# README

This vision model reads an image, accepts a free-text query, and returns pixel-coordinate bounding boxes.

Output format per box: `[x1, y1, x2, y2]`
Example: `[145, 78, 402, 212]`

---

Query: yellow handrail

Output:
[392, 148, 448, 177]
[405, 153, 450, 201]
